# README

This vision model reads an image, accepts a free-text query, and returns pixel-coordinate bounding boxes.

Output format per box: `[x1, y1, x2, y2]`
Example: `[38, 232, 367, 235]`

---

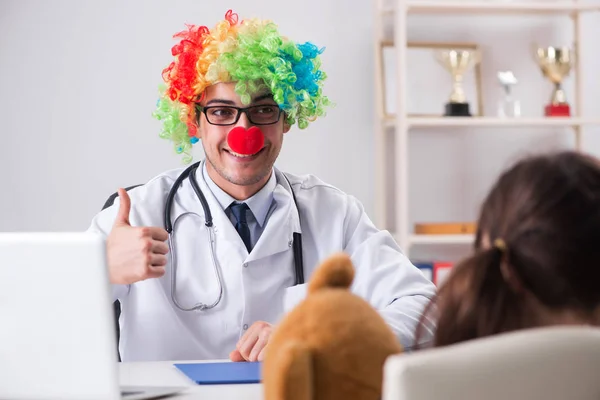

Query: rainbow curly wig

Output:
[152, 10, 331, 163]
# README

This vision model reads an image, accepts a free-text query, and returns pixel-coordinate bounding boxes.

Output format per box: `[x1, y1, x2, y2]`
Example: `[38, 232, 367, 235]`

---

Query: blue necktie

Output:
[230, 202, 252, 253]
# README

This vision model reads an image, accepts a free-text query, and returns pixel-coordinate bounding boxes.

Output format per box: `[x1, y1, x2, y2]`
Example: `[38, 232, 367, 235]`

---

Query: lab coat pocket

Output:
[283, 283, 308, 312]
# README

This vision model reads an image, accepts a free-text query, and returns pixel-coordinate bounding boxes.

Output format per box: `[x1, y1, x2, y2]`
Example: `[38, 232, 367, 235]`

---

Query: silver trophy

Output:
[497, 71, 521, 118]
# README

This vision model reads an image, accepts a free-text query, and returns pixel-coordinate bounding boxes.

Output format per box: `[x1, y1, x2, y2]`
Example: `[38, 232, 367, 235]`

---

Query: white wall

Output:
[1, 1, 599, 262]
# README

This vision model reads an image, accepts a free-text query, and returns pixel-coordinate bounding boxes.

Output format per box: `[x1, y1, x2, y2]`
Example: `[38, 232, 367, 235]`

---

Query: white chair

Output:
[383, 326, 600, 400]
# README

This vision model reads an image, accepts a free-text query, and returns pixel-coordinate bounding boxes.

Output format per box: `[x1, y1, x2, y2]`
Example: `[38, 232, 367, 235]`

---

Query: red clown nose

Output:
[227, 126, 265, 155]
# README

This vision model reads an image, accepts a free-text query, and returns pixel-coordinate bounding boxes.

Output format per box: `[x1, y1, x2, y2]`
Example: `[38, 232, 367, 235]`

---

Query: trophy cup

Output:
[436, 49, 481, 117]
[535, 46, 574, 117]
[497, 71, 521, 118]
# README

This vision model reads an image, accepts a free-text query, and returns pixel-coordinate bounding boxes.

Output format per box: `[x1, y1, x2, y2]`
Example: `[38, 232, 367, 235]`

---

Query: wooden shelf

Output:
[382, 116, 600, 128]
[409, 234, 475, 245]
[382, 1, 600, 15]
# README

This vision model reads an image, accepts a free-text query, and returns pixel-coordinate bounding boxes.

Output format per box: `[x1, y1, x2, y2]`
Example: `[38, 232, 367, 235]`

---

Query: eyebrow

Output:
[205, 98, 236, 106]
[252, 93, 275, 103]
[204, 93, 275, 107]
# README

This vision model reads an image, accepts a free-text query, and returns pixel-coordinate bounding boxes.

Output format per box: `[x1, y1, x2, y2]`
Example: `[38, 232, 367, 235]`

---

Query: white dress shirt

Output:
[202, 163, 277, 250]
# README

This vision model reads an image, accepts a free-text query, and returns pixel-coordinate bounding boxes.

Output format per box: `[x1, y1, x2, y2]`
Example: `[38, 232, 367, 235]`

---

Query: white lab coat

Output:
[88, 163, 436, 362]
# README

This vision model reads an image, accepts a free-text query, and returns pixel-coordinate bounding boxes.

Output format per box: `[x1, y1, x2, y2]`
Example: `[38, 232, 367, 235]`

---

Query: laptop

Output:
[0, 232, 185, 400]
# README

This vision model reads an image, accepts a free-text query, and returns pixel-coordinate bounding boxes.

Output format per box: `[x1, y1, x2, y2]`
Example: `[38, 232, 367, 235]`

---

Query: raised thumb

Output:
[114, 188, 132, 227]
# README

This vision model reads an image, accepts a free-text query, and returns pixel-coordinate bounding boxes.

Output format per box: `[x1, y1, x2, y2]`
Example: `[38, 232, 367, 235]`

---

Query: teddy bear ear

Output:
[308, 252, 355, 295]
[263, 340, 314, 400]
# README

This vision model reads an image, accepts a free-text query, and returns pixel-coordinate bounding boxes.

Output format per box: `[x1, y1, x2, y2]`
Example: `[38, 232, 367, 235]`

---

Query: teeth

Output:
[229, 150, 258, 158]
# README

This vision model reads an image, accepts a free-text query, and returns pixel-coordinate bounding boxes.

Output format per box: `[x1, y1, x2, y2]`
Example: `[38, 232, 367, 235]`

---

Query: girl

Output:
[417, 151, 600, 347]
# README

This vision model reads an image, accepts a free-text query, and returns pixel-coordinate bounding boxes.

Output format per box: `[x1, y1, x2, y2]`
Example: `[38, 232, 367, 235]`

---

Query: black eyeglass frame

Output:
[195, 104, 284, 126]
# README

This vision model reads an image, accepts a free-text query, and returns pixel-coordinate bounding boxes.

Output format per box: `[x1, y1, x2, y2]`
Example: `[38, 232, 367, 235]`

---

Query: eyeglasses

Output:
[195, 104, 283, 126]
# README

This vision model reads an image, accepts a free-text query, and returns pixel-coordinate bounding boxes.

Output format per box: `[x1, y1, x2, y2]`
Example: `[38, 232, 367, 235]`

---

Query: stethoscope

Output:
[164, 160, 305, 312]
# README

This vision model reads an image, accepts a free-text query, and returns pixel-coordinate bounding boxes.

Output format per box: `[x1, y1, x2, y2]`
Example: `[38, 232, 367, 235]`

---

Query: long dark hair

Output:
[416, 151, 600, 347]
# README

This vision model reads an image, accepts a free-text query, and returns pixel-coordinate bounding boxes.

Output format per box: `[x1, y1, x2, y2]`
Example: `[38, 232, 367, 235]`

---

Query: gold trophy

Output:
[535, 46, 574, 117]
[436, 49, 481, 117]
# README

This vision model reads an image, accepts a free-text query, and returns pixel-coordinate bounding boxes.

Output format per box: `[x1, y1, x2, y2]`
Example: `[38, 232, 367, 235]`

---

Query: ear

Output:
[308, 252, 354, 295]
[283, 122, 292, 134]
[282, 113, 292, 134]
[263, 340, 313, 400]
[194, 98, 206, 139]
[195, 116, 205, 140]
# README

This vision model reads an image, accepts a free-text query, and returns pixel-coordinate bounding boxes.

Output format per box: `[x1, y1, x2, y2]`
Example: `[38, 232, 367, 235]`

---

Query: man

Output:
[88, 10, 436, 362]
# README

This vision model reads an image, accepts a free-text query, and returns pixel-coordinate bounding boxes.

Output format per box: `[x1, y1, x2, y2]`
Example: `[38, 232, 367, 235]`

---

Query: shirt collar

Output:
[201, 161, 276, 228]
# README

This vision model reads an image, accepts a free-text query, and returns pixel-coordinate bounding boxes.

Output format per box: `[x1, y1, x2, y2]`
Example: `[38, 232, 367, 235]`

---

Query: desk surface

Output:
[119, 360, 263, 400]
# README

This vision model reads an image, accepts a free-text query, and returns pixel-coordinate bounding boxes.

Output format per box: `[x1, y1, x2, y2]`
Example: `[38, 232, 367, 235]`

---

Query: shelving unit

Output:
[384, 1, 600, 15]
[384, 117, 600, 128]
[373, 0, 600, 256]
[408, 234, 475, 245]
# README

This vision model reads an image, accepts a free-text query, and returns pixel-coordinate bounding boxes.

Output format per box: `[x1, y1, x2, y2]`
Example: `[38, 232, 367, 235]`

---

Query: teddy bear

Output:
[262, 252, 404, 400]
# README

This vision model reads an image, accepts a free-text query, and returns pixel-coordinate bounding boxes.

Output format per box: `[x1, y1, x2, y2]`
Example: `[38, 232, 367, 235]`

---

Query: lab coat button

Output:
[243, 263, 248, 268]
[243, 324, 249, 330]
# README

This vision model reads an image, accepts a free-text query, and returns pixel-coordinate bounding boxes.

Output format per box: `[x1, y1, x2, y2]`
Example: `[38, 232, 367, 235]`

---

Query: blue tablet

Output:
[174, 361, 262, 385]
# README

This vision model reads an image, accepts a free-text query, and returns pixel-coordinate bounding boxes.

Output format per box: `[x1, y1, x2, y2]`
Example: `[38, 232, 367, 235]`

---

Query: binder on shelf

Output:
[414, 222, 476, 235]
[433, 262, 453, 286]
[414, 262, 434, 282]
[414, 261, 454, 285]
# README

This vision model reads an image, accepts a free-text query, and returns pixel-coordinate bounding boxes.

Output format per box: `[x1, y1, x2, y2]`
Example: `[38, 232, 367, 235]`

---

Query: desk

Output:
[119, 360, 263, 400]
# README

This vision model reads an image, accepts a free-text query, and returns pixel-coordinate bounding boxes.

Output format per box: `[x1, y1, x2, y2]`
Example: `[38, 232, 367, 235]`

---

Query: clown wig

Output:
[152, 10, 331, 163]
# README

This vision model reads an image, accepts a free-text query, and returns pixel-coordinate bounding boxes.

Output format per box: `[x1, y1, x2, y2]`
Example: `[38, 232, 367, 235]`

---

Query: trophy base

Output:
[545, 103, 571, 117]
[444, 102, 472, 117]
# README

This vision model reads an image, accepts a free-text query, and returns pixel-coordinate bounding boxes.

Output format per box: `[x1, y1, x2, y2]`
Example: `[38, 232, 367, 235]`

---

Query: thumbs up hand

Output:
[107, 188, 170, 285]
